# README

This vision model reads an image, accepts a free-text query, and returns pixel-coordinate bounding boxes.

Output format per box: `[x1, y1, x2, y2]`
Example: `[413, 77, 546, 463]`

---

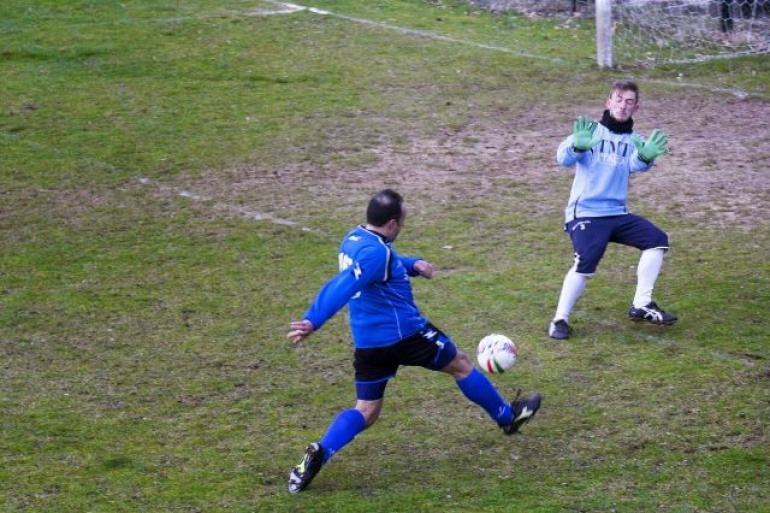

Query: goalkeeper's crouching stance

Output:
[548, 79, 678, 341]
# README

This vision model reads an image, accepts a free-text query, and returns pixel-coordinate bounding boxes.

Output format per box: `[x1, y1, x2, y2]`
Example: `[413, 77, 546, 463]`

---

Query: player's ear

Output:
[384, 217, 402, 237]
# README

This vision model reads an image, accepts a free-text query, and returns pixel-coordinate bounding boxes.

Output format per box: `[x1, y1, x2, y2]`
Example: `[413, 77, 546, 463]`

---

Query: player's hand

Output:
[572, 115, 601, 151]
[413, 259, 435, 279]
[631, 128, 669, 162]
[287, 320, 315, 343]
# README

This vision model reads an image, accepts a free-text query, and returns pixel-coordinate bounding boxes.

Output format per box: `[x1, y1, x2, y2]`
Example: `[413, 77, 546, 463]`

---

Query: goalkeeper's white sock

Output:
[633, 248, 665, 308]
[554, 267, 589, 322]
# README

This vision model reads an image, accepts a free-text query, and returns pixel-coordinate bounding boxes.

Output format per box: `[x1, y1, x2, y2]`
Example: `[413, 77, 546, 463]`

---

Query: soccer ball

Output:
[476, 334, 517, 374]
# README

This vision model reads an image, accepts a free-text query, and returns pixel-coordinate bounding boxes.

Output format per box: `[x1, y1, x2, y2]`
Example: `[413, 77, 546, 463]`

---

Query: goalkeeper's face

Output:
[606, 90, 639, 122]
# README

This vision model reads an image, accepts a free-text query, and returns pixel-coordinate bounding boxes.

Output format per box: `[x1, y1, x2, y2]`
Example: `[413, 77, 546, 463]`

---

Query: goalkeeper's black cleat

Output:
[502, 390, 542, 435]
[288, 443, 324, 494]
[628, 302, 677, 325]
[548, 319, 571, 340]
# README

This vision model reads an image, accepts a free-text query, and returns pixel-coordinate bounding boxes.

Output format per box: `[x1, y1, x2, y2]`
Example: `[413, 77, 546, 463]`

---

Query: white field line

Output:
[259, 1, 766, 99]
[247, 2, 305, 16]
[138, 177, 317, 233]
[263, 0, 559, 62]
[645, 78, 763, 100]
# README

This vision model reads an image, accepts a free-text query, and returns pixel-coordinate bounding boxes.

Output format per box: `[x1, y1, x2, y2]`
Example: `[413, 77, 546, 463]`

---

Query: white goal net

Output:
[613, 0, 770, 65]
[471, 0, 770, 66]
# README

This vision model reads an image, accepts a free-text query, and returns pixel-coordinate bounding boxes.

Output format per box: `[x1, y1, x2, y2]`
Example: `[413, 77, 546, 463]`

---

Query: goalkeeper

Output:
[548, 80, 677, 340]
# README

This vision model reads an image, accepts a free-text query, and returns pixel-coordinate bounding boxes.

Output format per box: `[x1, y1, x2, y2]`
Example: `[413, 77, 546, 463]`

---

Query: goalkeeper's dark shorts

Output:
[353, 323, 457, 400]
[567, 213, 669, 275]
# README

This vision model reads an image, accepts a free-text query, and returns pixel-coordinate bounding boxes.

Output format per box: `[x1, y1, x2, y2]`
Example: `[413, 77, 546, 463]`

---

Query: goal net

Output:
[470, 0, 770, 66]
[612, 0, 770, 65]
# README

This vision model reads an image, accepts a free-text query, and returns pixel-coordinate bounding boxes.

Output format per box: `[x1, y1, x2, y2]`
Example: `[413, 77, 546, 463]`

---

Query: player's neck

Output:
[365, 224, 394, 241]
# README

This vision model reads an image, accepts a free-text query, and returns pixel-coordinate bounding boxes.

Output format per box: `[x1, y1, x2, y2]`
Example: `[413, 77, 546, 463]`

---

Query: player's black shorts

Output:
[567, 213, 669, 274]
[353, 323, 458, 400]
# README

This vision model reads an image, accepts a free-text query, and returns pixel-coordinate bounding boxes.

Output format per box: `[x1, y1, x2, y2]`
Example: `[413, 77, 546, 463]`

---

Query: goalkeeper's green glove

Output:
[631, 128, 669, 162]
[572, 115, 601, 152]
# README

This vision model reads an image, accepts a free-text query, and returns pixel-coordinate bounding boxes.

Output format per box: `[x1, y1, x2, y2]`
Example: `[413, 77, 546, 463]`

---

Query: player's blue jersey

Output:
[303, 225, 428, 349]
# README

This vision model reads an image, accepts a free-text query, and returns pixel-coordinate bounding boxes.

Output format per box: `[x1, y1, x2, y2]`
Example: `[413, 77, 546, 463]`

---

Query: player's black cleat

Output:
[548, 319, 571, 340]
[628, 302, 677, 325]
[502, 390, 542, 435]
[288, 443, 324, 494]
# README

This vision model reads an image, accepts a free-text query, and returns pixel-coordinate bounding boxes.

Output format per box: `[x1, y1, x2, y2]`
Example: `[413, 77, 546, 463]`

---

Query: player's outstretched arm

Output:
[287, 319, 315, 344]
[292, 249, 384, 342]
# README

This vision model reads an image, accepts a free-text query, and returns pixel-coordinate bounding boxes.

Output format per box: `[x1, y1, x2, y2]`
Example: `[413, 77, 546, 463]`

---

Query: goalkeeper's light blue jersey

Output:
[303, 225, 428, 349]
[557, 123, 653, 223]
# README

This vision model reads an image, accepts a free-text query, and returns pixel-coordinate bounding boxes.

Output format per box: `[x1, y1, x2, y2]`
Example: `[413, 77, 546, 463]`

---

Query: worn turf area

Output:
[1, 1, 768, 512]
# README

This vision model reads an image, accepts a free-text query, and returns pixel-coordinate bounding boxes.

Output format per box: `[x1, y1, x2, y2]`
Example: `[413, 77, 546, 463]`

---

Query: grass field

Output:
[2, 1, 769, 512]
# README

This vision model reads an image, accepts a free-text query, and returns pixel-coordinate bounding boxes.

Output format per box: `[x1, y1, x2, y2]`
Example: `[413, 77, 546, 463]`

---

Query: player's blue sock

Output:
[318, 409, 366, 464]
[456, 368, 512, 426]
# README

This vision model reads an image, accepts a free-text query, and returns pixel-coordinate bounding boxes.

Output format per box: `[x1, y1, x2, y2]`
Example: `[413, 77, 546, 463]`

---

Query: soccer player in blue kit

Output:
[548, 80, 678, 340]
[286, 188, 542, 494]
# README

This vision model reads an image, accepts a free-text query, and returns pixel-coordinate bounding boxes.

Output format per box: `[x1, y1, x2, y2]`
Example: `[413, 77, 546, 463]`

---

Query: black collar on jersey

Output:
[600, 109, 634, 134]
[362, 224, 391, 243]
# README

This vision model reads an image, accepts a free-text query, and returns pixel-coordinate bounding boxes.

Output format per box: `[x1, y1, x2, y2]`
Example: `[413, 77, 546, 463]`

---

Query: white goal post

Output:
[596, 0, 614, 67]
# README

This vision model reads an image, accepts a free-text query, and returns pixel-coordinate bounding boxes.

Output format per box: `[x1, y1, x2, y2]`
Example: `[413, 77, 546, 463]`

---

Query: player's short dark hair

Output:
[366, 189, 404, 227]
[610, 80, 640, 100]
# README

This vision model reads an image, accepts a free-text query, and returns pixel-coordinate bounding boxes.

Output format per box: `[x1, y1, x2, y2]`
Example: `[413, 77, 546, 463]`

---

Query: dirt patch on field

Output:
[175, 93, 769, 233]
[628, 95, 770, 227]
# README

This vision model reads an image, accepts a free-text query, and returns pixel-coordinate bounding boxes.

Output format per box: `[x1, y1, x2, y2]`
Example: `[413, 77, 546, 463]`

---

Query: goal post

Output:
[596, 0, 614, 68]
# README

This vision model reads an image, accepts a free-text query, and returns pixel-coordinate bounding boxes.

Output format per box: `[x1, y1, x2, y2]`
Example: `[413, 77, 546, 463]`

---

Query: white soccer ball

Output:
[476, 333, 517, 374]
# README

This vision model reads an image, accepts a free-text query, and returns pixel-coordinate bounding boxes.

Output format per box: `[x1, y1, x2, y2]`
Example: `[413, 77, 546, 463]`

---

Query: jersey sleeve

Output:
[399, 256, 422, 276]
[629, 138, 654, 173]
[303, 245, 388, 331]
[556, 135, 590, 167]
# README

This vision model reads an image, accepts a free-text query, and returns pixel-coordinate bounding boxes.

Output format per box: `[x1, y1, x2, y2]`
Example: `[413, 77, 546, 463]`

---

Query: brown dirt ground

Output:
[173, 94, 770, 234]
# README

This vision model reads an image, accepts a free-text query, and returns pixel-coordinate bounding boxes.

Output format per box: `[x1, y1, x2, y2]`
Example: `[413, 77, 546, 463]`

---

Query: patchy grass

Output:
[1, 1, 768, 512]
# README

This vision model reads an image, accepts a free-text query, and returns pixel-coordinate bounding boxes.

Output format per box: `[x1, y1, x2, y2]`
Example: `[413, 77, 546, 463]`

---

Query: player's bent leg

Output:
[446, 353, 512, 427]
[440, 349, 474, 379]
[460, 343, 542, 434]
[551, 221, 604, 340]
[320, 408, 369, 460]
[632, 247, 664, 308]
[614, 216, 677, 324]
[446, 352, 542, 434]
[354, 399, 383, 428]
[629, 247, 677, 324]
[288, 408, 368, 494]
[288, 403, 373, 494]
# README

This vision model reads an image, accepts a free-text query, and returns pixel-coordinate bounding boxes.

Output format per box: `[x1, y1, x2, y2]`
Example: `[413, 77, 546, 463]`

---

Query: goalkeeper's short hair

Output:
[610, 79, 640, 100]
